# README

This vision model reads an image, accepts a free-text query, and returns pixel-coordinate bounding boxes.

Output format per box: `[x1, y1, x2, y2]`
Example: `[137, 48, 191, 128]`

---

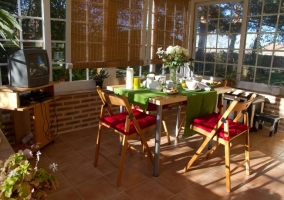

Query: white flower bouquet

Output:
[156, 45, 190, 70]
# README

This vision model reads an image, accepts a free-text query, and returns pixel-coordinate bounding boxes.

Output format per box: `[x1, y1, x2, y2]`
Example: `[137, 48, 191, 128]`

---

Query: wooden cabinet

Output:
[0, 82, 59, 151]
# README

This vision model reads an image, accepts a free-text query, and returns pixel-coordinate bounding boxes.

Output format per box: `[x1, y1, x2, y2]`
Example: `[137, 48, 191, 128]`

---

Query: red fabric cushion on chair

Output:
[193, 112, 250, 141]
[100, 109, 156, 135]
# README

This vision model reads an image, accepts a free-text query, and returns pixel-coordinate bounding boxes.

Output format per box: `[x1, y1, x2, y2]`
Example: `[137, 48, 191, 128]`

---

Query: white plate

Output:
[166, 91, 178, 94]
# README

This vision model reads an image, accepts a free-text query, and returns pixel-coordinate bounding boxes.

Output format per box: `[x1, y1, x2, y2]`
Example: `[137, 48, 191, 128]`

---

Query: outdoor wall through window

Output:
[192, 0, 284, 86]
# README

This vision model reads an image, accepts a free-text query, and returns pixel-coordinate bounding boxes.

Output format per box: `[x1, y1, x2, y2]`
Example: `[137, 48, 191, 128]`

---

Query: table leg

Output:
[153, 105, 162, 177]
[176, 103, 181, 137]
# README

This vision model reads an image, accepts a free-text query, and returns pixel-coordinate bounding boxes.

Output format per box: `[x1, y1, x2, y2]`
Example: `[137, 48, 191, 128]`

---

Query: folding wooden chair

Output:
[133, 103, 171, 144]
[184, 93, 257, 192]
[95, 86, 155, 186]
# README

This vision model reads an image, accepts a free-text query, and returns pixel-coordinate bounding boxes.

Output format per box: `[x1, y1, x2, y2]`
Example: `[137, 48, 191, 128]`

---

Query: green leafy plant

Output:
[0, 151, 59, 200]
[91, 68, 110, 81]
[0, 4, 22, 50]
[222, 71, 239, 83]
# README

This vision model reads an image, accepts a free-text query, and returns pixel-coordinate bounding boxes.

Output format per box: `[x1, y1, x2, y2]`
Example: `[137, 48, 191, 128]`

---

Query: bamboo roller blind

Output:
[71, 0, 146, 69]
[150, 0, 189, 64]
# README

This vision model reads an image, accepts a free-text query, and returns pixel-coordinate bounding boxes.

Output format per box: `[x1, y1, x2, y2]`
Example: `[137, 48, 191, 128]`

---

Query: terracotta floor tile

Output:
[41, 142, 75, 158]
[125, 180, 174, 200]
[47, 188, 84, 200]
[104, 166, 149, 191]
[61, 162, 103, 186]
[75, 176, 121, 200]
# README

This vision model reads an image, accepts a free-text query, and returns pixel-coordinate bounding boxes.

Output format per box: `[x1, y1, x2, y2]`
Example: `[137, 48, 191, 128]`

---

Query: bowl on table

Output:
[193, 75, 203, 82]
[186, 80, 198, 90]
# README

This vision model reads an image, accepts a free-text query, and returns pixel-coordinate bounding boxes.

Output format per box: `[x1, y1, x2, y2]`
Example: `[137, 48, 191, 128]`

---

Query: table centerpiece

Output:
[156, 45, 193, 88]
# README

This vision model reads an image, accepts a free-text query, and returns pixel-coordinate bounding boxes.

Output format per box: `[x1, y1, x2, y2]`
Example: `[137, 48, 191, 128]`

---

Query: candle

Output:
[126, 68, 134, 89]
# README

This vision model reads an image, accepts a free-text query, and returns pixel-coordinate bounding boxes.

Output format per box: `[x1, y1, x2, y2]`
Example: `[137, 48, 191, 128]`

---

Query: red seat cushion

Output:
[193, 112, 250, 141]
[100, 109, 156, 135]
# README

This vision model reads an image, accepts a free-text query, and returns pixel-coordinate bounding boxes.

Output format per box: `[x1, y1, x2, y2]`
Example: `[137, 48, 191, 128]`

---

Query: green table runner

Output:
[177, 86, 217, 136]
[113, 87, 166, 110]
[114, 85, 217, 137]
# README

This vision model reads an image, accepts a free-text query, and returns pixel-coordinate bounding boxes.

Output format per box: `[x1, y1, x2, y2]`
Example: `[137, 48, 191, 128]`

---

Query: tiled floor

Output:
[34, 109, 284, 200]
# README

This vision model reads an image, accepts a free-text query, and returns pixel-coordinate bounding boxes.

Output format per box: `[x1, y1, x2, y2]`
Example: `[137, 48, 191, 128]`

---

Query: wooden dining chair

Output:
[133, 103, 171, 144]
[184, 93, 257, 192]
[95, 86, 155, 186]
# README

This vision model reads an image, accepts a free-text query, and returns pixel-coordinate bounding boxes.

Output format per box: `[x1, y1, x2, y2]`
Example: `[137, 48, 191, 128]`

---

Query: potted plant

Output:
[91, 68, 110, 88]
[222, 71, 239, 87]
[0, 150, 59, 200]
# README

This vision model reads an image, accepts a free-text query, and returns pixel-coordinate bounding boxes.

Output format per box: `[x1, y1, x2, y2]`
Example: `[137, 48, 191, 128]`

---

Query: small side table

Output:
[254, 113, 281, 137]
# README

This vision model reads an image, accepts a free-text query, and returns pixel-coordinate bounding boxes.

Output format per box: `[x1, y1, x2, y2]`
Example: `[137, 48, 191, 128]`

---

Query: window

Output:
[192, 0, 284, 87]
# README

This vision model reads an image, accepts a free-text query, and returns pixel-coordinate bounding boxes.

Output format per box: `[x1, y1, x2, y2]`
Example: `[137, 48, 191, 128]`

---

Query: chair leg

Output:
[139, 134, 154, 164]
[162, 118, 171, 144]
[185, 137, 212, 171]
[117, 136, 128, 186]
[245, 131, 250, 175]
[177, 115, 186, 137]
[94, 124, 102, 167]
[224, 140, 231, 193]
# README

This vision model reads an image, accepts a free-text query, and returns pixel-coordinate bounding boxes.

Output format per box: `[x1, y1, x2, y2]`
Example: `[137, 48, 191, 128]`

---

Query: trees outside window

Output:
[193, 0, 284, 85]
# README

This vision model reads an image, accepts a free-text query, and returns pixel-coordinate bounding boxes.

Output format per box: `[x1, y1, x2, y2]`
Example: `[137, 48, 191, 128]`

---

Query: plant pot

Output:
[95, 80, 103, 88]
[225, 81, 235, 87]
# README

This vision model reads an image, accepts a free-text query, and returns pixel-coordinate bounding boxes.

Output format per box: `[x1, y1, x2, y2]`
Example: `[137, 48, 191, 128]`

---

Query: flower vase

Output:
[170, 67, 179, 88]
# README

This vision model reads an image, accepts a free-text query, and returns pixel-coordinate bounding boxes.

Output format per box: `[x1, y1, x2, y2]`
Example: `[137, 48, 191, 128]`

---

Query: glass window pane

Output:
[22, 19, 43, 40]
[219, 19, 230, 33]
[228, 50, 239, 63]
[241, 66, 255, 81]
[208, 4, 219, 19]
[271, 69, 284, 82]
[248, 0, 262, 16]
[52, 43, 65, 62]
[52, 64, 69, 82]
[247, 17, 261, 33]
[195, 48, 205, 61]
[217, 34, 228, 48]
[220, 3, 231, 18]
[259, 33, 275, 47]
[215, 64, 226, 77]
[72, 69, 87, 81]
[263, 0, 280, 14]
[194, 62, 204, 75]
[51, 21, 66, 40]
[229, 34, 241, 49]
[245, 33, 258, 49]
[243, 50, 257, 65]
[257, 52, 272, 67]
[214, 50, 227, 63]
[261, 16, 277, 32]
[278, 15, 284, 30]
[204, 63, 214, 76]
[255, 68, 270, 83]
[208, 20, 218, 33]
[207, 35, 217, 48]
[21, 0, 41, 17]
[205, 49, 215, 62]
[50, 0, 66, 18]
[273, 51, 284, 67]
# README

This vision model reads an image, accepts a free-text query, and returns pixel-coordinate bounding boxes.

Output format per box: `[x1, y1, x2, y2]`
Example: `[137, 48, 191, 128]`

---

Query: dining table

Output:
[106, 84, 233, 177]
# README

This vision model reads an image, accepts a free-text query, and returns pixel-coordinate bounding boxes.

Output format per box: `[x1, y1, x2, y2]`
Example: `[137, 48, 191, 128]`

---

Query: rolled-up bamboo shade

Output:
[71, 0, 146, 69]
[150, 0, 189, 64]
